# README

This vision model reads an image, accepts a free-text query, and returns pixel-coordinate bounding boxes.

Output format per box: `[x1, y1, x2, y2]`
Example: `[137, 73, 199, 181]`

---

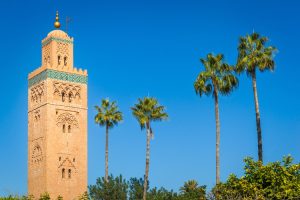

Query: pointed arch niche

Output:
[56, 112, 79, 133]
[58, 157, 76, 180]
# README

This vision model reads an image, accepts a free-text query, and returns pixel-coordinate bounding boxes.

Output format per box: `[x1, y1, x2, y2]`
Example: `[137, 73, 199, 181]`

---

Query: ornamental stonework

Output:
[56, 112, 79, 128]
[58, 157, 76, 170]
[30, 82, 45, 105]
[33, 110, 41, 122]
[58, 157, 77, 181]
[31, 143, 43, 165]
[57, 42, 69, 57]
[53, 81, 81, 103]
[42, 43, 51, 66]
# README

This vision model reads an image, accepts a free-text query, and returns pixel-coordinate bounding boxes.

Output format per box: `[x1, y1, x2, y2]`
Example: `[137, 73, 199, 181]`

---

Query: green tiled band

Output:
[29, 69, 87, 87]
[42, 37, 73, 46]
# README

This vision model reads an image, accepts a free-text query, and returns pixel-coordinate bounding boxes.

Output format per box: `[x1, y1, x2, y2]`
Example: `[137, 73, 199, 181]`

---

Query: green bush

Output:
[147, 187, 178, 200]
[211, 156, 300, 200]
[88, 174, 128, 200]
[128, 177, 144, 200]
[4, 157, 300, 200]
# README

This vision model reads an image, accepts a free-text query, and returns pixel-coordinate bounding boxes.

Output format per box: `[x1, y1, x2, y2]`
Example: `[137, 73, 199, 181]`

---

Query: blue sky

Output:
[0, 0, 299, 196]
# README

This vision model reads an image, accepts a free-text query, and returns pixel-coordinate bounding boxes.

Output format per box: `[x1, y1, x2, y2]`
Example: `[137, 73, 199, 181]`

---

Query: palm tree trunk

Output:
[143, 122, 151, 200]
[105, 124, 109, 182]
[252, 71, 263, 162]
[213, 87, 220, 185]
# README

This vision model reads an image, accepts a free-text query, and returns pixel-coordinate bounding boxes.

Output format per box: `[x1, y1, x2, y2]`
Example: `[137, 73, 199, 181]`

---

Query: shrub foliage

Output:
[2, 156, 300, 200]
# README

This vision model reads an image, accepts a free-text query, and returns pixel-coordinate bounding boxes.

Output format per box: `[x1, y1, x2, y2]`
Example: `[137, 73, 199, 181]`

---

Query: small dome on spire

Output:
[54, 11, 61, 29]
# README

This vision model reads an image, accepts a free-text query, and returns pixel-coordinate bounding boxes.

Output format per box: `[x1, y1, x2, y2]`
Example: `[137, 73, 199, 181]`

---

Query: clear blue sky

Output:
[0, 0, 299, 196]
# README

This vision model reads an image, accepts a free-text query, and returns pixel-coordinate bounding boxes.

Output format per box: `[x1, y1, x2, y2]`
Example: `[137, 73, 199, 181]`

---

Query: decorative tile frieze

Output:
[42, 37, 73, 46]
[29, 69, 87, 87]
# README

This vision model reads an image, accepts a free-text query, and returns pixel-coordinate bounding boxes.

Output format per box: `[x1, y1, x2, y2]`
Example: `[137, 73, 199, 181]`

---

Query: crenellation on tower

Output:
[28, 11, 87, 200]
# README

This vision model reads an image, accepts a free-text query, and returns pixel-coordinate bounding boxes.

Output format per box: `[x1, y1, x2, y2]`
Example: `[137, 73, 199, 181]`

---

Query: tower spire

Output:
[54, 11, 61, 29]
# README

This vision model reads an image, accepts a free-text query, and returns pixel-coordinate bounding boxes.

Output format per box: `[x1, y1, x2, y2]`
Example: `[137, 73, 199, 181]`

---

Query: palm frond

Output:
[94, 99, 123, 129]
[237, 32, 277, 76]
[195, 53, 238, 98]
[131, 97, 168, 132]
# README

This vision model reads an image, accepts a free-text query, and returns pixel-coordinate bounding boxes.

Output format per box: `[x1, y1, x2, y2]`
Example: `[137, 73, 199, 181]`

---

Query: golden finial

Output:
[54, 11, 61, 29]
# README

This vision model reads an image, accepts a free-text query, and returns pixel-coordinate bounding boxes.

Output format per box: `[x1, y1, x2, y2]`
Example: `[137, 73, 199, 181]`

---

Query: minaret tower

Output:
[28, 12, 88, 199]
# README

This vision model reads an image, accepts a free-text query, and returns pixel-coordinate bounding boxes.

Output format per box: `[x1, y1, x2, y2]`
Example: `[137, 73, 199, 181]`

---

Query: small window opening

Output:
[69, 93, 72, 103]
[73, 158, 75, 162]
[62, 168, 65, 178]
[58, 55, 61, 65]
[68, 169, 71, 178]
[64, 57, 67, 66]
[62, 92, 65, 102]
[63, 124, 66, 133]
[68, 125, 71, 133]
[59, 157, 61, 161]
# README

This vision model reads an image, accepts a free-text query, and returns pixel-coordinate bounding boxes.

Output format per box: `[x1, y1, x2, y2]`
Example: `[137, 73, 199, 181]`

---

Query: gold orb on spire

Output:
[54, 11, 61, 29]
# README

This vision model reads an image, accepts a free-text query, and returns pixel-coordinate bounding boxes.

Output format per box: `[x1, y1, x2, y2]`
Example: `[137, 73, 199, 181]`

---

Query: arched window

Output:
[58, 55, 61, 65]
[62, 124, 66, 133]
[68, 125, 71, 133]
[68, 169, 71, 178]
[62, 168, 65, 178]
[62, 92, 65, 102]
[64, 56, 68, 66]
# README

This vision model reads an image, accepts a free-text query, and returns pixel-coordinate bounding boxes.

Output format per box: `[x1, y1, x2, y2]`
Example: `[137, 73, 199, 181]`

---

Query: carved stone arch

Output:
[32, 143, 43, 164]
[68, 91, 74, 103]
[75, 92, 80, 99]
[33, 110, 41, 122]
[38, 89, 44, 102]
[54, 88, 60, 96]
[58, 83, 65, 91]
[32, 144, 42, 157]
[58, 157, 76, 179]
[53, 81, 82, 103]
[56, 112, 79, 129]
[65, 85, 71, 93]
[30, 82, 45, 105]
[58, 157, 76, 169]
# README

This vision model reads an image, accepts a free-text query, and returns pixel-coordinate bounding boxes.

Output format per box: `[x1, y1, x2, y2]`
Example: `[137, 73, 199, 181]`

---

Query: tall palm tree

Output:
[131, 97, 168, 200]
[194, 53, 238, 184]
[236, 32, 277, 163]
[95, 99, 123, 182]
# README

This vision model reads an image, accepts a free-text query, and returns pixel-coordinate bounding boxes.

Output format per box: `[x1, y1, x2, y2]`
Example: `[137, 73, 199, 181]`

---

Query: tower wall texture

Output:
[28, 28, 88, 200]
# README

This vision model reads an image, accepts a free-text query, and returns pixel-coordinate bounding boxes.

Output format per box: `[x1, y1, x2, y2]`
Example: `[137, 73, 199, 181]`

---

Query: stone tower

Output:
[28, 12, 88, 199]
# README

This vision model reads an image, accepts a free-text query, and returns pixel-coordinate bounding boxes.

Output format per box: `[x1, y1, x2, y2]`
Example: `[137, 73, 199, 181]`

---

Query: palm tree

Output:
[194, 53, 238, 184]
[95, 99, 123, 182]
[180, 180, 199, 193]
[180, 180, 206, 200]
[236, 32, 277, 163]
[131, 97, 168, 200]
